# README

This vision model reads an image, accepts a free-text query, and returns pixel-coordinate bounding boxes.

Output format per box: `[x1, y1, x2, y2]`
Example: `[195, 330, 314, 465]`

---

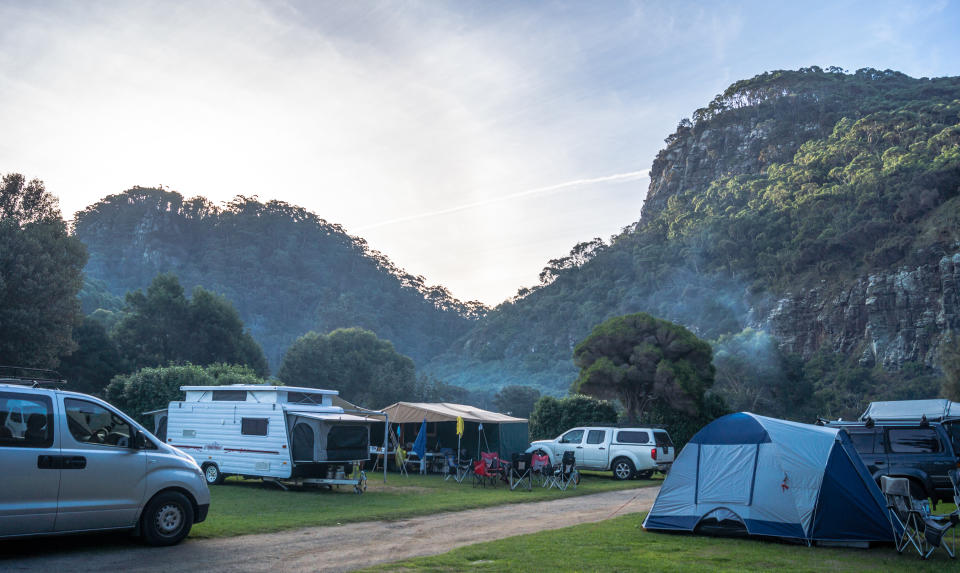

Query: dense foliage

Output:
[0, 174, 87, 368]
[528, 394, 619, 440]
[573, 313, 715, 423]
[426, 68, 960, 417]
[278, 327, 419, 409]
[74, 192, 484, 371]
[57, 317, 126, 396]
[105, 363, 263, 423]
[114, 273, 269, 376]
[492, 385, 541, 419]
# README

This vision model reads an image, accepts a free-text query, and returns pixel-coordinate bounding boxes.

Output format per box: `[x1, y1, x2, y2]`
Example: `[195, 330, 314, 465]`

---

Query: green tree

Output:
[939, 332, 960, 401]
[493, 385, 541, 418]
[105, 363, 264, 423]
[278, 328, 417, 409]
[413, 374, 470, 403]
[114, 273, 268, 375]
[528, 394, 619, 440]
[57, 317, 126, 396]
[573, 313, 715, 423]
[0, 173, 87, 367]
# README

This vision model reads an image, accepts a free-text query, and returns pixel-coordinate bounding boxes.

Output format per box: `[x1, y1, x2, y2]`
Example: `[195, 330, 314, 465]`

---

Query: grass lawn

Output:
[363, 506, 960, 573]
[190, 472, 657, 538]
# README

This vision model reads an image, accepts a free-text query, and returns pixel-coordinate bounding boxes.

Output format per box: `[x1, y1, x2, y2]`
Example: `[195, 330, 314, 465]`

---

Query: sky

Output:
[2, 1, 959, 305]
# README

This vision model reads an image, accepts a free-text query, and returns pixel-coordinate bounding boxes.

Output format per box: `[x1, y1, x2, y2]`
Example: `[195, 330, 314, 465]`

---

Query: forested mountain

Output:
[74, 192, 484, 370]
[425, 68, 960, 419]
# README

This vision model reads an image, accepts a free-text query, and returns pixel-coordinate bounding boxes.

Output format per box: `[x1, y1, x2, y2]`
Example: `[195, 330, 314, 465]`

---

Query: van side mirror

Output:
[133, 430, 148, 449]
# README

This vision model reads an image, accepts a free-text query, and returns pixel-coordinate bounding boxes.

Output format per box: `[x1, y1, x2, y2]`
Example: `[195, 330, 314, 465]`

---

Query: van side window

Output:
[65, 398, 134, 447]
[586, 430, 606, 444]
[241, 418, 269, 436]
[616, 430, 650, 444]
[888, 428, 941, 454]
[0, 391, 54, 448]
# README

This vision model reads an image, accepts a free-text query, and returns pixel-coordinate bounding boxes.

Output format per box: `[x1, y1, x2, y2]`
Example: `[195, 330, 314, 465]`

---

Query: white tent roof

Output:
[381, 402, 527, 424]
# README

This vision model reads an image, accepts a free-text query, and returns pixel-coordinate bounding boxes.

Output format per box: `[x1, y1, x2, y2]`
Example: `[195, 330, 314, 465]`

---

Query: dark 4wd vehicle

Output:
[824, 419, 958, 505]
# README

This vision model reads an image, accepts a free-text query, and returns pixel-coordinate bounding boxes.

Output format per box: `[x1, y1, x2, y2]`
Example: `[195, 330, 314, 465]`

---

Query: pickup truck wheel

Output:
[612, 458, 635, 481]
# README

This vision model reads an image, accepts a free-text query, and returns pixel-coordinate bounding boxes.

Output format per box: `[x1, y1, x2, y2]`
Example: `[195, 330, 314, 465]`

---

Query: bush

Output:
[528, 394, 619, 440]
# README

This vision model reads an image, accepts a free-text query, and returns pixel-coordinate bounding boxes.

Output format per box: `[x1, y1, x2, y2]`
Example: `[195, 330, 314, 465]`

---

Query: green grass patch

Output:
[363, 510, 958, 572]
[190, 473, 655, 538]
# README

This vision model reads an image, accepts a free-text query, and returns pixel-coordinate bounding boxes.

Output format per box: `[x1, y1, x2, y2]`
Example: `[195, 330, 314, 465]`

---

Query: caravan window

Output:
[287, 392, 323, 405]
[241, 418, 269, 436]
[212, 390, 248, 401]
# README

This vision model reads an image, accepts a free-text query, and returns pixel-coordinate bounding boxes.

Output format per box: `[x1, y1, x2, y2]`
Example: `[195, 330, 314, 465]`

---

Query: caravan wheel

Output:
[202, 463, 224, 485]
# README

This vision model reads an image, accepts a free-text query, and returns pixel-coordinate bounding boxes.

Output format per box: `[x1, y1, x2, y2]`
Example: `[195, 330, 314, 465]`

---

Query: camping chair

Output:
[480, 451, 505, 486]
[551, 451, 579, 491]
[509, 452, 532, 491]
[530, 452, 551, 487]
[443, 453, 471, 483]
[472, 458, 496, 488]
[395, 447, 419, 477]
[882, 476, 957, 559]
[950, 469, 960, 508]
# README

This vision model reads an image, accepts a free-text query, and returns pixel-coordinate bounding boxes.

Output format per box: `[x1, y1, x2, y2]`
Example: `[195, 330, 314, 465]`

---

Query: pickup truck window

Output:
[560, 429, 584, 444]
[586, 430, 606, 444]
[616, 430, 650, 444]
[888, 428, 942, 454]
[654, 431, 673, 448]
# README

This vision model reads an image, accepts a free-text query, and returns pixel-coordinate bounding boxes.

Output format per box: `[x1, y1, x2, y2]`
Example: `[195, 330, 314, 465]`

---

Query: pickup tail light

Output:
[651, 447, 657, 461]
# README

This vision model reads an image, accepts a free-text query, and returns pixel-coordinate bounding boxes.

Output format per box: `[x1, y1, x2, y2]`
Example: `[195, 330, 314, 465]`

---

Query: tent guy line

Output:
[353, 169, 651, 232]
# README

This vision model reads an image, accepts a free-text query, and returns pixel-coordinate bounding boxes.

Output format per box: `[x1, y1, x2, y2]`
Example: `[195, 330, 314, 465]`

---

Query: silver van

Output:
[0, 374, 210, 546]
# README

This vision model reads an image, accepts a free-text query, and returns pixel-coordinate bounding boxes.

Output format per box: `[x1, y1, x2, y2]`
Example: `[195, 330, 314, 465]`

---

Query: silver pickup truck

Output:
[526, 426, 674, 480]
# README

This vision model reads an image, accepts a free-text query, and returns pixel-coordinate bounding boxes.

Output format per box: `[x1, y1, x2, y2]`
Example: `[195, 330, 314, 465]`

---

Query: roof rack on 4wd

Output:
[0, 365, 67, 388]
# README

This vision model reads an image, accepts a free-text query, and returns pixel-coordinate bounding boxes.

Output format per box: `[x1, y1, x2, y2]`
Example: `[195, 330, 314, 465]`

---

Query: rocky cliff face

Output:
[768, 252, 960, 368]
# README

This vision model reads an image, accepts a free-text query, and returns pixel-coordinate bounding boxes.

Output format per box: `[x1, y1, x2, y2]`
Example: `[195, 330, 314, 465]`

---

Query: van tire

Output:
[202, 463, 224, 485]
[140, 491, 195, 546]
[612, 458, 635, 481]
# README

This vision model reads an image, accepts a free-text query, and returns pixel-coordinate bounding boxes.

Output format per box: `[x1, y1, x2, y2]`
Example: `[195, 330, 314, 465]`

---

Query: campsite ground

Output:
[0, 483, 659, 572]
[364, 508, 958, 572]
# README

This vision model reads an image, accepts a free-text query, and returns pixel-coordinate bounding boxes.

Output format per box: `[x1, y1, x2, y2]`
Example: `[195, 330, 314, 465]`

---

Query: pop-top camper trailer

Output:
[151, 385, 384, 492]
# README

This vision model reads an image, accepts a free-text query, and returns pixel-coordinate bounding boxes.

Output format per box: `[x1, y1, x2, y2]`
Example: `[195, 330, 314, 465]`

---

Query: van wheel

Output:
[612, 458, 635, 481]
[202, 463, 224, 485]
[141, 491, 194, 546]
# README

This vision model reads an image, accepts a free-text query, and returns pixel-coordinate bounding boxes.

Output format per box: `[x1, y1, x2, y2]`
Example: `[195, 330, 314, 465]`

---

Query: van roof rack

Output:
[0, 366, 67, 388]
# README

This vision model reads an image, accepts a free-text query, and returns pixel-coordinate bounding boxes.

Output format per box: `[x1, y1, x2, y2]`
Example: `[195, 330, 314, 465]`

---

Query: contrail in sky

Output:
[355, 169, 650, 231]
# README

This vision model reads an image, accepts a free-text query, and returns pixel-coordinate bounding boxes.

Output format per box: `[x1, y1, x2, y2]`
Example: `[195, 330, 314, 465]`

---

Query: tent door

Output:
[694, 508, 749, 538]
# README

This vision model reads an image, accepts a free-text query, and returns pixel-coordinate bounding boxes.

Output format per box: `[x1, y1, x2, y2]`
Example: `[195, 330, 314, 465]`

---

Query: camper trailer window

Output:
[286, 391, 322, 405]
[212, 390, 248, 401]
[327, 425, 368, 460]
[888, 428, 941, 454]
[241, 417, 269, 436]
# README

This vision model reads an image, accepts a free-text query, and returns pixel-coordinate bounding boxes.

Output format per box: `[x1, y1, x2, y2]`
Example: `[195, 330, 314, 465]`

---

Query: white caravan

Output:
[153, 385, 380, 492]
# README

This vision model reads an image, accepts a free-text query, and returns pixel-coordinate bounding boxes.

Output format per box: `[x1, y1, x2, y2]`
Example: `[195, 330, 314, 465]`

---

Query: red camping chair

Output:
[531, 453, 551, 487]
[480, 452, 505, 486]
[472, 459, 496, 488]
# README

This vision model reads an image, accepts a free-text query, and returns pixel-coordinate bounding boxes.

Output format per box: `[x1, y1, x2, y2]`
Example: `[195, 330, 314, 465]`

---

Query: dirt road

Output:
[0, 486, 658, 572]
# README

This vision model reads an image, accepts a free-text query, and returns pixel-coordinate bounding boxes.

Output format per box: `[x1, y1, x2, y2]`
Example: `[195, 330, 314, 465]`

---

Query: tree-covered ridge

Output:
[75, 189, 485, 370]
[426, 68, 960, 400]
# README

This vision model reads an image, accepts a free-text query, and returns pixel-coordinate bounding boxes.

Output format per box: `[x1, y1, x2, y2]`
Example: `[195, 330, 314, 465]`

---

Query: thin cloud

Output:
[355, 169, 650, 232]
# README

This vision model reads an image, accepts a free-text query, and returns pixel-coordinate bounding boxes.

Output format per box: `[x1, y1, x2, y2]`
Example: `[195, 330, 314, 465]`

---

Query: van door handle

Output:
[37, 455, 58, 469]
[62, 456, 87, 470]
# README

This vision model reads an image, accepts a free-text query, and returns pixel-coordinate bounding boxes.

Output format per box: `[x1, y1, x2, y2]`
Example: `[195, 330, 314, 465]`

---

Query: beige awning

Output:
[381, 402, 527, 424]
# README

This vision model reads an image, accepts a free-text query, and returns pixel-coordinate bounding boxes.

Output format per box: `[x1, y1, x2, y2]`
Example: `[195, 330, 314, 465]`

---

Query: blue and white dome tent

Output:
[643, 412, 895, 545]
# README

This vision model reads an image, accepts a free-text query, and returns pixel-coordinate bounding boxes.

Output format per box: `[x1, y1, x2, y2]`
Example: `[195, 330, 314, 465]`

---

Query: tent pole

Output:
[383, 413, 388, 483]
